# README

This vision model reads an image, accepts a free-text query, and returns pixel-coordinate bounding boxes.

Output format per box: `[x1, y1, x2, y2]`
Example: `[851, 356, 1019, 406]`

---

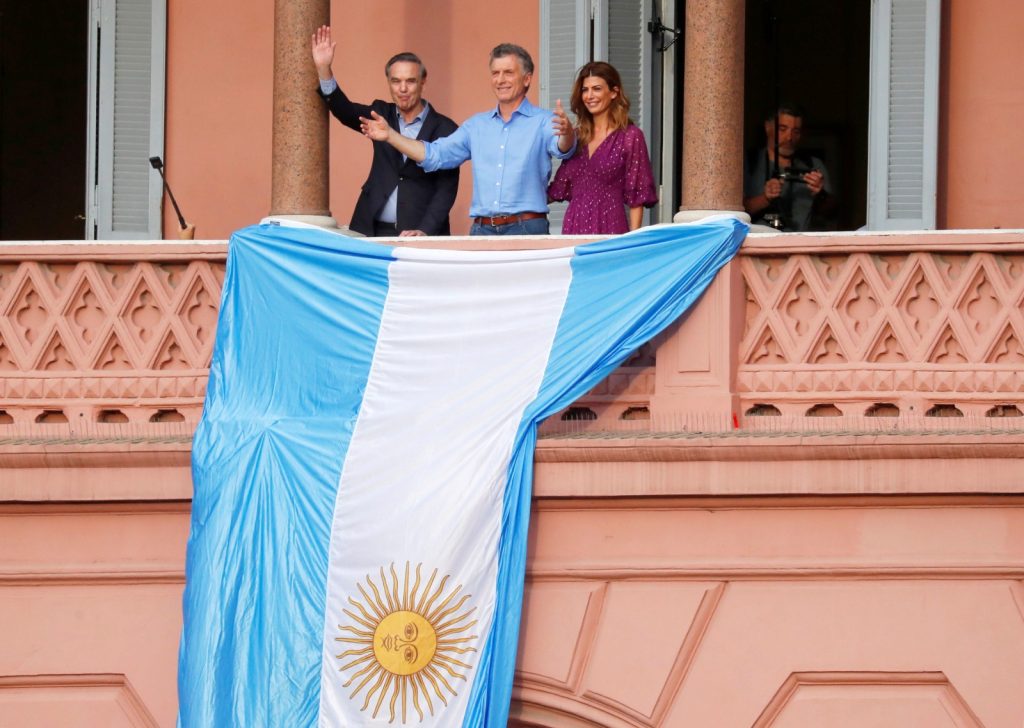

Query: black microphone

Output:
[149, 156, 189, 231]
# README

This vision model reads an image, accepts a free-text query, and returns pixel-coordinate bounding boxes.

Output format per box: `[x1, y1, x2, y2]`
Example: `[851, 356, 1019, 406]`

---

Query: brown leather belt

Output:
[473, 212, 547, 227]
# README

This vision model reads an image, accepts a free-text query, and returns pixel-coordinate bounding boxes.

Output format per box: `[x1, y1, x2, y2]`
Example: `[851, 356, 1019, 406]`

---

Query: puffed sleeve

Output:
[622, 125, 658, 208]
[547, 154, 578, 202]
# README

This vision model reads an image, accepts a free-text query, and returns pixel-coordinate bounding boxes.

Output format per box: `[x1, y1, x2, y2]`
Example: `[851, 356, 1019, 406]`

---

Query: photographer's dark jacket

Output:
[743, 148, 832, 232]
[318, 85, 459, 236]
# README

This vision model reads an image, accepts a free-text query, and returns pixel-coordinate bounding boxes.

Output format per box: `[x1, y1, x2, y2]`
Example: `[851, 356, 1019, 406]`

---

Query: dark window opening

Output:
[0, 0, 88, 240]
[743, 0, 870, 231]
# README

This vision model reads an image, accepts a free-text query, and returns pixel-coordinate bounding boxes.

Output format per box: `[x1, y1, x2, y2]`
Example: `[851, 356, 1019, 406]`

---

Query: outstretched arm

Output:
[311, 25, 336, 81]
[359, 110, 427, 162]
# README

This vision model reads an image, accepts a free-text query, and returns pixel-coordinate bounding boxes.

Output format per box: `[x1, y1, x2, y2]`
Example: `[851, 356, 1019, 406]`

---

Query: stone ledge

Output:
[2, 432, 1022, 502]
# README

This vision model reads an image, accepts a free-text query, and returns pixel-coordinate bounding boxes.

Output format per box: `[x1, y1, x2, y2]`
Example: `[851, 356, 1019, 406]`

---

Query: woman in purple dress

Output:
[548, 62, 658, 234]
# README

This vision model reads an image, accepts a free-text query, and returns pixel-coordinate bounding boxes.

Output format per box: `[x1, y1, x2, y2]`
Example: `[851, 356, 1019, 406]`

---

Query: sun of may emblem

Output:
[336, 562, 479, 723]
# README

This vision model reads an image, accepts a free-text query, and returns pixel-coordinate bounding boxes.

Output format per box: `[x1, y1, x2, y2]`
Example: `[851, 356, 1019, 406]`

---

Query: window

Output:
[540, 0, 660, 231]
[867, 0, 940, 230]
[86, 0, 166, 239]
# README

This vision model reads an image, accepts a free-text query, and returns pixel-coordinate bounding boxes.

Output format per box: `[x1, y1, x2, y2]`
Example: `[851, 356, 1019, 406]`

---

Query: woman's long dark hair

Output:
[569, 61, 631, 147]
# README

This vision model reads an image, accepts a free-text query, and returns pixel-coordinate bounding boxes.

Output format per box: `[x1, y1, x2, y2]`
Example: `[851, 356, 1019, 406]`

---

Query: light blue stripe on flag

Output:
[463, 217, 749, 727]
[182, 224, 397, 727]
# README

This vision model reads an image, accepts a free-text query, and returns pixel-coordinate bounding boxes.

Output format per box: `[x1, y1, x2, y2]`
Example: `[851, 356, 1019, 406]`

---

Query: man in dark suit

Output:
[312, 26, 459, 237]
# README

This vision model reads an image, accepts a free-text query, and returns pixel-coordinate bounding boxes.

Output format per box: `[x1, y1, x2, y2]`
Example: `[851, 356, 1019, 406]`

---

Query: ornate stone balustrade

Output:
[0, 243, 223, 431]
[1, 231, 1022, 439]
[736, 232, 1024, 419]
[568, 230, 1024, 429]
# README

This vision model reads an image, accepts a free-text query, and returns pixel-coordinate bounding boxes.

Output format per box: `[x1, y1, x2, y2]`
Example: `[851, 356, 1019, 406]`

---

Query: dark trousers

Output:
[373, 221, 399, 237]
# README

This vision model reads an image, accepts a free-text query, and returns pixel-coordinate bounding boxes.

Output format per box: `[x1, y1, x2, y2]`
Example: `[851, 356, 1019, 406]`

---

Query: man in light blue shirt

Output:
[361, 43, 577, 235]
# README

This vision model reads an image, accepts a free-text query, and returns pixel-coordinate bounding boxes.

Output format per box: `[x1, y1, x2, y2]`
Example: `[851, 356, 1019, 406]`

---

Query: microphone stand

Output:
[149, 156, 194, 239]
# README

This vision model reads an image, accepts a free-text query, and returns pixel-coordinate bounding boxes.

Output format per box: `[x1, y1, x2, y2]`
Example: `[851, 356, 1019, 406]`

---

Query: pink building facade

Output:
[2, 0, 1024, 726]
[3, 230, 1023, 726]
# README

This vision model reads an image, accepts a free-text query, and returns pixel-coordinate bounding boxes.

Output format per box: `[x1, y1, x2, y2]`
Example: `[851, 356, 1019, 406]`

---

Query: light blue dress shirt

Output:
[420, 97, 575, 218]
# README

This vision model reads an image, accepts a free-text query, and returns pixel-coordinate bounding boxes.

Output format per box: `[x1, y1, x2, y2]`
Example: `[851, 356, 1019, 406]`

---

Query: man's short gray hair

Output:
[767, 103, 805, 123]
[385, 52, 427, 80]
[489, 43, 534, 76]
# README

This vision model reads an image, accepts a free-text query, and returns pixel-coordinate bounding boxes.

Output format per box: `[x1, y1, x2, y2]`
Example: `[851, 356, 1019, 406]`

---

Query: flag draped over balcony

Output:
[178, 217, 747, 728]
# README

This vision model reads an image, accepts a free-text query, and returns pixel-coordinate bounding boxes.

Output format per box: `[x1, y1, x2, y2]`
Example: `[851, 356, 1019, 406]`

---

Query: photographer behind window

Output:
[744, 105, 836, 231]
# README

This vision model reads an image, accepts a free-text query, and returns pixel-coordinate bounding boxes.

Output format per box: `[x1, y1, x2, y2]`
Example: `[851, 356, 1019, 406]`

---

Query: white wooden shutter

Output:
[88, 0, 166, 239]
[540, 0, 588, 109]
[650, 0, 677, 224]
[605, 0, 651, 137]
[867, 0, 940, 230]
[540, 0, 588, 233]
[605, 0, 653, 226]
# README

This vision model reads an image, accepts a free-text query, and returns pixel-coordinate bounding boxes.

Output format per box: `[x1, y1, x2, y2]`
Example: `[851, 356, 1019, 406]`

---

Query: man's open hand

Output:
[359, 111, 391, 142]
[311, 25, 336, 80]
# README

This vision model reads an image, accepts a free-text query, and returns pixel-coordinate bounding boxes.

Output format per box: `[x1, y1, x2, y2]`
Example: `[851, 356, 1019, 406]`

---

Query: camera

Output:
[776, 168, 814, 184]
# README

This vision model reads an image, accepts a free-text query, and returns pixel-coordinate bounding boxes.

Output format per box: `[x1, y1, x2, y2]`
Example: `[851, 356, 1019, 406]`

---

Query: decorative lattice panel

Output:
[0, 251, 225, 428]
[738, 248, 1024, 416]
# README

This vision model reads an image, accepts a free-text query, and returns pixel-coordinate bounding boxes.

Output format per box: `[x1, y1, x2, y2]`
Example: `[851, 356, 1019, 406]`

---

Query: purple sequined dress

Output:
[548, 124, 658, 234]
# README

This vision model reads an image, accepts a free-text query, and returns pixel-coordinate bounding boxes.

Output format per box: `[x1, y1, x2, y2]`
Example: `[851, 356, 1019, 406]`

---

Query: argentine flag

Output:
[179, 217, 747, 727]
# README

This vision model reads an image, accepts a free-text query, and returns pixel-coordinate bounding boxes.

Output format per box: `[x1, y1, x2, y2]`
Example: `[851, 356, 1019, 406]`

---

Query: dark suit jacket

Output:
[318, 85, 459, 236]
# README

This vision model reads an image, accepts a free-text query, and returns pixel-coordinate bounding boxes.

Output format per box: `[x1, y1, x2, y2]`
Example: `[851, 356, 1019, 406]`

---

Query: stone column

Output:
[654, 0, 747, 421]
[674, 0, 748, 222]
[270, 0, 335, 226]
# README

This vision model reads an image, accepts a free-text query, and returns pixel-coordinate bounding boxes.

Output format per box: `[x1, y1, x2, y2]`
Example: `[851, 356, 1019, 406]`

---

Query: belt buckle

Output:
[480, 214, 516, 226]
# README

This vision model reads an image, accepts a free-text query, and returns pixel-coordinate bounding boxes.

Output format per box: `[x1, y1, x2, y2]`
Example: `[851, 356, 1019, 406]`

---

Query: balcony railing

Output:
[1, 230, 1022, 442]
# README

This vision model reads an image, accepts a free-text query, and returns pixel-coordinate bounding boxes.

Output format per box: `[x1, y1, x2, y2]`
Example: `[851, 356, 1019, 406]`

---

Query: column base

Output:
[266, 214, 339, 229]
[673, 209, 751, 224]
[747, 223, 783, 234]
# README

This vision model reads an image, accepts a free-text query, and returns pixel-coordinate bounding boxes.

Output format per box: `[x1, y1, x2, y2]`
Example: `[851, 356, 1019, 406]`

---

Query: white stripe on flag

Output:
[319, 247, 575, 727]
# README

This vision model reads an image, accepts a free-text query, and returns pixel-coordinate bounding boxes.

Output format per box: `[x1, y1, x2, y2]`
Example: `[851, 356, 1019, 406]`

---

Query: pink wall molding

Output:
[512, 498, 1024, 727]
[752, 672, 984, 727]
[0, 674, 160, 728]
[3, 486, 1022, 726]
